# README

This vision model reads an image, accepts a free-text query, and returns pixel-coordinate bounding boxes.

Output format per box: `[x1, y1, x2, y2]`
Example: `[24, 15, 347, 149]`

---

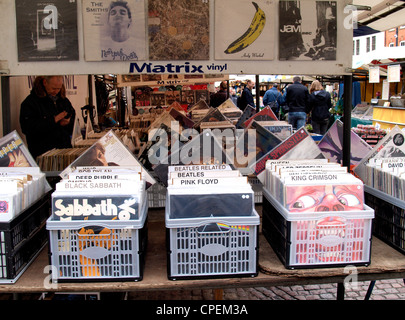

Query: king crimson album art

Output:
[279, 0, 337, 61]
[15, 0, 79, 61]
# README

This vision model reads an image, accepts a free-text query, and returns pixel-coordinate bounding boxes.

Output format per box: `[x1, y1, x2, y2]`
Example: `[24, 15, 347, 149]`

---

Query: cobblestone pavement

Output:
[125, 279, 405, 300]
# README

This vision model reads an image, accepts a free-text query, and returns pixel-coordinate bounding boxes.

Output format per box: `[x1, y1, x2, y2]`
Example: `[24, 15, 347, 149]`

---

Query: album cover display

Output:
[193, 108, 232, 131]
[0, 167, 49, 221]
[279, 0, 337, 61]
[167, 168, 254, 218]
[60, 130, 156, 189]
[252, 127, 325, 183]
[82, 0, 146, 61]
[258, 121, 293, 140]
[0, 131, 38, 167]
[354, 126, 405, 185]
[148, 0, 209, 60]
[153, 131, 235, 186]
[15, 0, 78, 61]
[244, 106, 278, 128]
[215, 0, 275, 61]
[318, 119, 372, 167]
[52, 167, 146, 221]
[217, 99, 243, 120]
[235, 105, 256, 129]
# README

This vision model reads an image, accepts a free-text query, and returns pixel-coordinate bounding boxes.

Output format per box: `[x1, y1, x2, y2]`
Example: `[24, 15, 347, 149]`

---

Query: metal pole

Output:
[255, 74, 260, 112]
[1, 76, 11, 135]
[342, 75, 352, 168]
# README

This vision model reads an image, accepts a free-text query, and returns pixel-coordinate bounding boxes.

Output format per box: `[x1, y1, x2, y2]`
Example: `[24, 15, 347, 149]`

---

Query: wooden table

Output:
[1, 219, 404, 299]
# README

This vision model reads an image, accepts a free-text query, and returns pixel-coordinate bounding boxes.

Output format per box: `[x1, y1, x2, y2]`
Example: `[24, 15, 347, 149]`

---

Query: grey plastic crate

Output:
[166, 211, 260, 280]
[46, 203, 148, 282]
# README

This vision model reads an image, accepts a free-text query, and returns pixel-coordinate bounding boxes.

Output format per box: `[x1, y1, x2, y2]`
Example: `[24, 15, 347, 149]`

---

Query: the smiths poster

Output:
[279, 1, 336, 61]
[82, 0, 146, 61]
[15, 0, 79, 61]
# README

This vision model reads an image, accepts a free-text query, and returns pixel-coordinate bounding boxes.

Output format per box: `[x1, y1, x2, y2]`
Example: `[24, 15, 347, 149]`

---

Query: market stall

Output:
[0, 0, 404, 303]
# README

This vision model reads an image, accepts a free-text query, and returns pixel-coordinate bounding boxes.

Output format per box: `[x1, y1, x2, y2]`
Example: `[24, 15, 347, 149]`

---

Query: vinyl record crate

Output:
[165, 209, 260, 280]
[365, 185, 405, 255]
[0, 192, 51, 283]
[262, 189, 374, 269]
[46, 203, 148, 282]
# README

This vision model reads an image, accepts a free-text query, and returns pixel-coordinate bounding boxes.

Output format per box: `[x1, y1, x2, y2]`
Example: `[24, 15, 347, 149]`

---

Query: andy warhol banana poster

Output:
[215, 0, 275, 61]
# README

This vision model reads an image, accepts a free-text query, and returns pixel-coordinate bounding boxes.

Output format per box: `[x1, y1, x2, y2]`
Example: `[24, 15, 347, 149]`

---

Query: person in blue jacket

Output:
[262, 83, 284, 118]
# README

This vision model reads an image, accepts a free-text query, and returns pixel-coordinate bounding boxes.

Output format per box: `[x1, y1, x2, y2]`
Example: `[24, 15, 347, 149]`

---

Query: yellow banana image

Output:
[225, 2, 266, 54]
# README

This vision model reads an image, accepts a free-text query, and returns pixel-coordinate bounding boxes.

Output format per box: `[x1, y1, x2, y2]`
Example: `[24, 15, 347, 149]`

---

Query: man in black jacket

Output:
[20, 76, 76, 160]
[238, 79, 255, 111]
[283, 76, 309, 130]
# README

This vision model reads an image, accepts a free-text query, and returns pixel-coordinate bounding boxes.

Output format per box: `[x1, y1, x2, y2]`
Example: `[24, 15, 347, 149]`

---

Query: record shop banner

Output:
[0, 0, 354, 76]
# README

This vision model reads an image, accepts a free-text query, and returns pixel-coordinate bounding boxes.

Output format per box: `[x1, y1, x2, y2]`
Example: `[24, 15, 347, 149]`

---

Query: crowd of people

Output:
[210, 76, 334, 135]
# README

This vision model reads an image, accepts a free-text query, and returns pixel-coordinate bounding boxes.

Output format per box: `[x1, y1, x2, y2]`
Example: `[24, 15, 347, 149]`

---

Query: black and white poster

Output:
[82, 0, 146, 61]
[15, 0, 79, 61]
[279, 0, 336, 61]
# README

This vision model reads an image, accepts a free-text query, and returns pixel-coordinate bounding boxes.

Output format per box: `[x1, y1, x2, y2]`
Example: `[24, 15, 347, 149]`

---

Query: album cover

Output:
[354, 126, 405, 184]
[193, 108, 232, 131]
[15, 0, 78, 61]
[235, 104, 256, 129]
[279, 0, 337, 61]
[188, 99, 210, 113]
[169, 108, 195, 129]
[215, 0, 275, 60]
[318, 119, 372, 167]
[283, 174, 364, 212]
[148, 0, 209, 60]
[252, 127, 325, 183]
[258, 121, 293, 140]
[153, 130, 235, 185]
[168, 193, 254, 218]
[244, 106, 278, 128]
[217, 98, 243, 119]
[250, 121, 282, 162]
[82, 0, 146, 61]
[52, 194, 142, 221]
[0, 131, 38, 167]
[60, 130, 156, 188]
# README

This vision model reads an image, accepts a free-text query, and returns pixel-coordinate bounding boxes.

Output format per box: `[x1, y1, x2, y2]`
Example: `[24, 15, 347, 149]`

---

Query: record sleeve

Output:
[279, 1, 337, 61]
[148, 0, 209, 60]
[60, 130, 156, 189]
[235, 104, 256, 129]
[252, 127, 325, 183]
[153, 130, 235, 186]
[15, 0, 78, 61]
[354, 126, 405, 184]
[82, 0, 146, 61]
[318, 119, 372, 167]
[244, 106, 278, 128]
[0, 131, 38, 167]
[214, 0, 275, 61]
[258, 121, 293, 140]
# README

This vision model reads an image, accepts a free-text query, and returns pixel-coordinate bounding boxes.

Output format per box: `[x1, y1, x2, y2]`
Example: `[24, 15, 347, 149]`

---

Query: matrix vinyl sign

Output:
[1, 0, 354, 76]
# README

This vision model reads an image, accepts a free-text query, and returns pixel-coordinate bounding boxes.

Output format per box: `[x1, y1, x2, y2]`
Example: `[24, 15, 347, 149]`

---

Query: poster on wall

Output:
[279, 0, 336, 61]
[82, 0, 146, 61]
[148, 0, 209, 60]
[214, 0, 275, 61]
[15, 0, 79, 61]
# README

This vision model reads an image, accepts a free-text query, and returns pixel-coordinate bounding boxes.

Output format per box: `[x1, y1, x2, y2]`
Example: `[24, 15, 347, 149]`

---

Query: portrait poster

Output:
[148, 0, 209, 60]
[215, 0, 275, 61]
[15, 0, 78, 61]
[82, 0, 146, 61]
[279, 0, 337, 61]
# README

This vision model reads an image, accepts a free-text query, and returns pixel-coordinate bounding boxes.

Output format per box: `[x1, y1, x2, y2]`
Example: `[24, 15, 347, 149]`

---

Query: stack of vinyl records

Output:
[262, 159, 374, 268]
[0, 167, 49, 222]
[365, 156, 405, 200]
[166, 164, 254, 219]
[51, 166, 147, 221]
[264, 159, 365, 212]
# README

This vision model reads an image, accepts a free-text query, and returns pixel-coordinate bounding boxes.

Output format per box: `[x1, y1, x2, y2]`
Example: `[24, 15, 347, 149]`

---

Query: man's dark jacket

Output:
[284, 82, 310, 113]
[20, 90, 76, 159]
